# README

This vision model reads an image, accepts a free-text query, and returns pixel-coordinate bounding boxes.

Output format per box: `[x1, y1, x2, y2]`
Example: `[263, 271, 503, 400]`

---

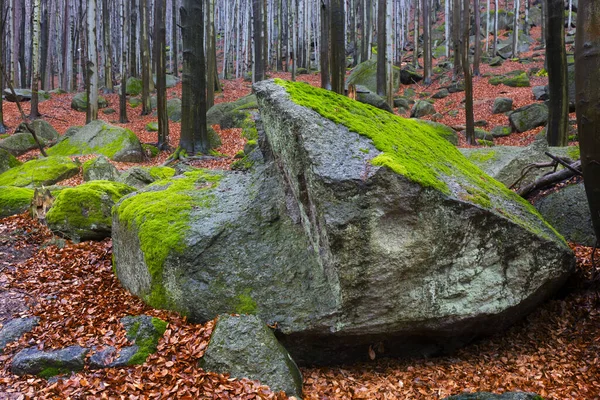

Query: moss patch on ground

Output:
[275, 79, 563, 241]
[0, 156, 79, 187]
[115, 170, 223, 308]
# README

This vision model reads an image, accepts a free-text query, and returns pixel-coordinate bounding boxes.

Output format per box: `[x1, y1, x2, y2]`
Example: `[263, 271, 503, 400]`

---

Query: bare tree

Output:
[462, 0, 475, 144]
[30, 0, 42, 119]
[253, 0, 265, 82]
[575, 0, 600, 241]
[330, 0, 345, 94]
[86, 0, 99, 122]
[377, 0, 386, 96]
[320, 0, 331, 89]
[155, 0, 169, 149]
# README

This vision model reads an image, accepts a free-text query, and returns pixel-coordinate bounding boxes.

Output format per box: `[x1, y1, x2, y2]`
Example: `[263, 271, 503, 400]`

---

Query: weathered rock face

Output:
[411, 100, 436, 118]
[47, 120, 144, 162]
[0, 317, 39, 351]
[0, 148, 20, 174]
[113, 80, 574, 365]
[16, 120, 59, 142]
[535, 183, 596, 247]
[0, 132, 47, 156]
[200, 315, 303, 398]
[167, 98, 182, 122]
[11, 345, 88, 378]
[46, 180, 135, 242]
[509, 103, 548, 133]
[83, 156, 120, 182]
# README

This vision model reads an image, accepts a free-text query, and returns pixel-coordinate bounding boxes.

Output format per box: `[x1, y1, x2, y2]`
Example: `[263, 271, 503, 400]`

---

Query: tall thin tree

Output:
[155, 0, 169, 149]
[330, 0, 345, 94]
[253, 0, 265, 82]
[86, 0, 99, 122]
[140, 0, 152, 115]
[320, 0, 331, 89]
[30, 0, 42, 119]
[462, 0, 475, 144]
[376, 0, 386, 96]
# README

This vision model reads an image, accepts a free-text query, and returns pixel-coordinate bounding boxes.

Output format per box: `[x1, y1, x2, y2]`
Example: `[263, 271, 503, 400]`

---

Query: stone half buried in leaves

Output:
[112, 79, 574, 366]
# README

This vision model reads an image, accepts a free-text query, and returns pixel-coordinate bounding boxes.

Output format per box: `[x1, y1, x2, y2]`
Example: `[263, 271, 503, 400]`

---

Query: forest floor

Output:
[1, 27, 600, 399]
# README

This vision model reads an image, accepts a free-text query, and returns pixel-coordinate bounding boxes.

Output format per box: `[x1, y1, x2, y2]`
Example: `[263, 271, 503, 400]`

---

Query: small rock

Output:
[11, 345, 89, 378]
[509, 103, 549, 133]
[117, 167, 156, 189]
[432, 89, 449, 99]
[491, 126, 512, 138]
[88, 345, 140, 369]
[447, 81, 465, 93]
[492, 98, 513, 114]
[200, 314, 303, 399]
[532, 86, 549, 101]
[0, 317, 39, 351]
[167, 98, 182, 122]
[410, 100, 436, 118]
[82, 156, 120, 182]
[120, 315, 167, 366]
[146, 122, 159, 132]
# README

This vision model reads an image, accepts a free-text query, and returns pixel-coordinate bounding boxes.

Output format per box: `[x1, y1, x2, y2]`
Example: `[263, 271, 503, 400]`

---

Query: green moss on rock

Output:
[116, 170, 223, 307]
[0, 156, 79, 187]
[148, 166, 175, 180]
[0, 186, 35, 217]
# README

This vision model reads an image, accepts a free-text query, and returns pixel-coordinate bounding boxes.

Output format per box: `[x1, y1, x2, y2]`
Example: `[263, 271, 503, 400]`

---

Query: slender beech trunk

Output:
[120, 0, 129, 123]
[253, 0, 264, 82]
[320, 0, 331, 89]
[102, 0, 113, 92]
[462, 0, 475, 145]
[206, 0, 216, 107]
[512, 0, 519, 57]
[130, 0, 138, 77]
[0, 0, 5, 133]
[155, 0, 169, 149]
[452, 0, 461, 78]
[575, 0, 600, 242]
[61, 0, 70, 90]
[330, 0, 345, 94]
[493, 0, 498, 55]
[87, 0, 99, 122]
[180, 0, 209, 154]
[140, 0, 151, 115]
[413, 0, 419, 68]
[376, 0, 386, 96]
[474, 0, 481, 75]
[40, 3, 49, 90]
[172, 0, 178, 76]
[545, 0, 568, 146]
[422, 0, 431, 84]
[30, 0, 41, 119]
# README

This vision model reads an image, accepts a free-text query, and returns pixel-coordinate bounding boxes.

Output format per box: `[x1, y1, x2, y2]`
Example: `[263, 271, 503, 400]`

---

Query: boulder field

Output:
[112, 80, 574, 365]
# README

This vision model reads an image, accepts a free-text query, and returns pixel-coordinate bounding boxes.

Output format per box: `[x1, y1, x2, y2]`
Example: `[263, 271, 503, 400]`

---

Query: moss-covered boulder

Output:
[509, 103, 548, 133]
[491, 125, 512, 138]
[126, 77, 143, 96]
[117, 166, 175, 190]
[355, 85, 393, 113]
[347, 58, 401, 94]
[0, 148, 21, 174]
[410, 100, 436, 118]
[535, 183, 596, 247]
[206, 95, 258, 128]
[15, 120, 59, 142]
[200, 315, 303, 398]
[82, 156, 120, 182]
[146, 121, 159, 132]
[47, 120, 144, 162]
[120, 315, 167, 365]
[0, 187, 34, 218]
[46, 180, 135, 241]
[0, 132, 47, 156]
[113, 79, 574, 366]
[3, 88, 50, 102]
[0, 156, 79, 187]
[489, 73, 530, 88]
[492, 97, 513, 114]
[71, 92, 108, 112]
[167, 98, 182, 122]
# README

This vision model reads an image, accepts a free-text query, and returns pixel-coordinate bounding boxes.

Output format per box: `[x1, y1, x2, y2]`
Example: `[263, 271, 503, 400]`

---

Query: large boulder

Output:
[11, 345, 89, 378]
[460, 137, 579, 188]
[0, 148, 21, 174]
[46, 180, 135, 242]
[411, 100, 436, 118]
[82, 156, 120, 182]
[535, 183, 596, 246]
[509, 103, 548, 133]
[206, 94, 258, 127]
[0, 187, 34, 218]
[0, 156, 79, 187]
[355, 85, 393, 113]
[347, 58, 401, 94]
[71, 92, 108, 112]
[200, 315, 303, 398]
[492, 97, 513, 114]
[16, 120, 59, 142]
[3, 88, 50, 102]
[126, 77, 143, 96]
[0, 132, 47, 156]
[47, 120, 144, 162]
[117, 166, 175, 190]
[167, 98, 182, 122]
[112, 79, 574, 365]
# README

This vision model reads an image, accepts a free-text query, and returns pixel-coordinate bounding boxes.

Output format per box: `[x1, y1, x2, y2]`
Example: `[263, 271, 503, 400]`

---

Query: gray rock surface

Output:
[83, 156, 120, 182]
[0, 132, 47, 156]
[200, 315, 303, 398]
[509, 103, 548, 133]
[167, 98, 182, 122]
[206, 95, 258, 127]
[88, 345, 140, 369]
[443, 392, 542, 400]
[535, 183, 596, 246]
[47, 120, 144, 162]
[491, 126, 512, 138]
[126, 77, 142, 96]
[346, 59, 401, 93]
[432, 89, 450, 99]
[120, 315, 167, 365]
[410, 100, 436, 118]
[0, 148, 20, 174]
[532, 86, 548, 101]
[3, 88, 50, 102]
[0, 317, 39, 351]
[11, 345, 89, 377]
[355, 86, 393, 112]
[460, 138, 578, 188]
[16, 120, 59, 142]
[71, 92, 108, 112]
[113, 80, 574, 365]
[492, 98, 513, 114]
[117, 167, 155, 189]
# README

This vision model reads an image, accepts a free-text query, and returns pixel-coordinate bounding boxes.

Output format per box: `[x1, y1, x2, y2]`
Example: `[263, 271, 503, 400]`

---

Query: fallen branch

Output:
[517, 160, 582, 198]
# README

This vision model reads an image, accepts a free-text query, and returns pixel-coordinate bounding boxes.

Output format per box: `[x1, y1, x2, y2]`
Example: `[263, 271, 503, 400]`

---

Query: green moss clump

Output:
[39, 367, 70, 379]
[116, 170, 223, 307]
[126, 317, 168, 366]
[567, 145, 580, 160]
[142, 144, 160, 158]
[234, 290, 258, 315]
[81, 157, 98, 176]
[47, 124, 139, 160]
[467, 150, 498, 163]
[148, 166, 175, 180]
[0, 186, 35, 217]
[477, 139, 495, 147]
[276, 79, 563, 241]
[46, 180, 135, 232]
[0, 156, 79, 187]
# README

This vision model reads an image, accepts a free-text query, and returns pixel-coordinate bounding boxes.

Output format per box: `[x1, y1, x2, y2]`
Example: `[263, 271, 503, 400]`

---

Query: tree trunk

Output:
[320, 0, 331, 89]
[452, 0, 462, 78]
[40, 3, 49, 90]
[413, 0, 419, 68]
[545, 0, 568, 146]
[376, 0, 386, 96]
[512, 0, 519, 57]
[0, 0, 5, 133]
[140, 0, 151, 115]
[180, 0, 209, 154]
[30, 0, 42, 119]
[155, 0, 169, 149]
[172, 0, 179, 76]
[422, 0, 431, 84]
[493, 0, 498, 55]
[253, 0, 264, 82]
[575, 0, 600, 243]
[462, 0, 475, 144]
[130, 0, 138, 77]
[473, 0, 481, 75]
[330, 0, 345, 94]
[120, 0, 129, 123]
[102, 0, 113, 92]
[87, 0, 99, 122]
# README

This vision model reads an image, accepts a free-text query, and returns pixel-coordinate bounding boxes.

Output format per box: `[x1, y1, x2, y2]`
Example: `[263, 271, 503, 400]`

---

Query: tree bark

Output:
[575, 0, 600, 242]
[545, 0, 568, 146]
[172, 0, 179, 76]
[120, 0, 129, 123]
[376, 0, 386, 96]
[180, 0, 209, 154]
[155, 0, 169, 150]
[452, 0, 462, 79]
[102, 0, 114, 92]
[320, 0, 331, 89]
[462, 0, 475, 144]
[422, 0, 432, 84]
[30, 0, 42, 119]
[253, 0, 264, 82]
[473, 0, 481, 75]
[206, 0, 216, 107]
[0, 0, 5, 133]
[140, 0, 151, 115]
[86, 0, 99, 122]
[330, 0, 345, 94]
